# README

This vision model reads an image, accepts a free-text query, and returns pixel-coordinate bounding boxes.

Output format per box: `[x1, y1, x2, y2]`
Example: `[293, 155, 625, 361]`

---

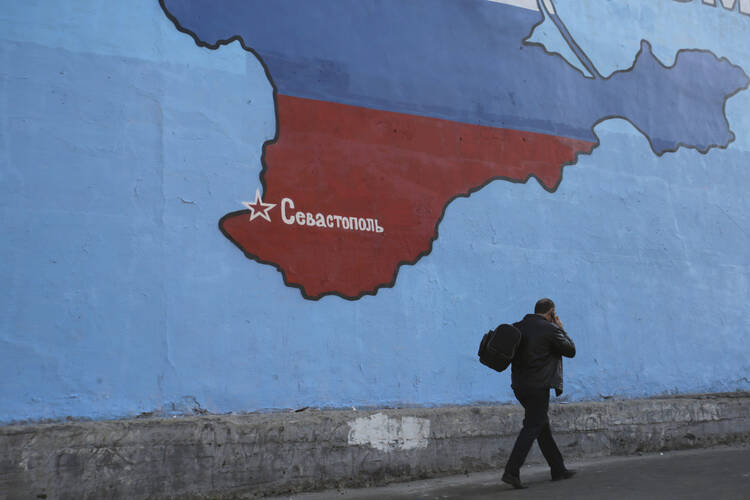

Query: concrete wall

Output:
[2, 0, 750, 423]
[2, 393, 749, 498]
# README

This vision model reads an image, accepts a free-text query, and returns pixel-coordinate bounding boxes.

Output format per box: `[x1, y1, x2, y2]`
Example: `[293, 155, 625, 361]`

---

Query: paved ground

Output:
[268, 446, 750, 500]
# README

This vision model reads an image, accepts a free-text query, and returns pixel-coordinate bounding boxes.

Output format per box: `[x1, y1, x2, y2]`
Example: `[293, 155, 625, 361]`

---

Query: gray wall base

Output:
[2, 392, 749, 499]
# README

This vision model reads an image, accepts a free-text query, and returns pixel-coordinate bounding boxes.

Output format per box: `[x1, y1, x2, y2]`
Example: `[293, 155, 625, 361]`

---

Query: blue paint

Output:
[161, 0, 748, 152]
[556, 0, 750, 79]
[525, 5, 593, 78]
[1, 0, 749, 423]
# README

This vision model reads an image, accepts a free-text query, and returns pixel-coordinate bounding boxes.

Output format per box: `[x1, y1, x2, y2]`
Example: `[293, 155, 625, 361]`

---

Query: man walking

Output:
[502, 298, 577, 489]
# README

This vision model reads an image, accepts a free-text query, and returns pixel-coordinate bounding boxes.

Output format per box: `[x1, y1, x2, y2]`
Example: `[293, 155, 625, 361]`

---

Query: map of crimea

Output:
[159, 0, 749, 300]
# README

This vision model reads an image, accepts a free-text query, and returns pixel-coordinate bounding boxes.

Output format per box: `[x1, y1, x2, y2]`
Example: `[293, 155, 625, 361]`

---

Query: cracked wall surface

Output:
[1, 393, 749, 498]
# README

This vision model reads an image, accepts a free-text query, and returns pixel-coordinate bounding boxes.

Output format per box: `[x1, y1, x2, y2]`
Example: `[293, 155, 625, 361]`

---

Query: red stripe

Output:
[221, 95, 594, 299]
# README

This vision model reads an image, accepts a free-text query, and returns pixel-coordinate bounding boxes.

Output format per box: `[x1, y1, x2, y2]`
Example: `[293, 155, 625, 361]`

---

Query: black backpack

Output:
[477, 324, 522, 373]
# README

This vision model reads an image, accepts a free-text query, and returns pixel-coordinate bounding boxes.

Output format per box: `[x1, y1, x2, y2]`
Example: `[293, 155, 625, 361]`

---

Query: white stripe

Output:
[487, 0, 538, 11]
[487, 0, 556, 15]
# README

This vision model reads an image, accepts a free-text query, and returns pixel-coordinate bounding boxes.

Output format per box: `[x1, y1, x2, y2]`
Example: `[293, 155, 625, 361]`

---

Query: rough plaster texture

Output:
[1, 393, 748, 499]
[2, 0, 750, 425]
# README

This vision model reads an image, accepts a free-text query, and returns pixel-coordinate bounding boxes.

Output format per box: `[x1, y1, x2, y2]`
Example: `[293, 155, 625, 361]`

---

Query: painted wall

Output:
[1, 0, 749, 423]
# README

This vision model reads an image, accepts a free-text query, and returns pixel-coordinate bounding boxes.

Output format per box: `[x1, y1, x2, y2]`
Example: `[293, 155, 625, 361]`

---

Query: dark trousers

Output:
[504, 387, 565, 477]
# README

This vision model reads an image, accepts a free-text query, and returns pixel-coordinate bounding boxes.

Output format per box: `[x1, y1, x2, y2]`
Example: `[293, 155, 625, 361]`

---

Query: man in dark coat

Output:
[502, 298, 577, 489]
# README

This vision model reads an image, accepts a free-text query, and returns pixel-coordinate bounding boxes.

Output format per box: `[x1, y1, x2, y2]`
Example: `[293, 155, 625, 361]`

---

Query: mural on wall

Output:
[3, 0, 750, 422]
[159, 0, 748, 300]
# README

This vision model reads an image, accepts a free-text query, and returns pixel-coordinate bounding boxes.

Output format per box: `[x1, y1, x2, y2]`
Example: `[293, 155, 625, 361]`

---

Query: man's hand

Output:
[554, 314, 563, 330]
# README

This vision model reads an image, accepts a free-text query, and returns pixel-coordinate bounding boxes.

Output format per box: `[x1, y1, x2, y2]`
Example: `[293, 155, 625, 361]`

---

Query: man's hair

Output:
[534, 298, 555, 315]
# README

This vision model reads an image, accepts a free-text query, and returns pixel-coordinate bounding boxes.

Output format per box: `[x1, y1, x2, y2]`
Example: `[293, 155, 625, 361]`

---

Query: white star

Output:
[241, 189, 276, 222]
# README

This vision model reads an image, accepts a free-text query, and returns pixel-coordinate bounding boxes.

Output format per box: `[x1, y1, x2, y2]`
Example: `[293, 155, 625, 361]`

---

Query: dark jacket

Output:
[511, 314, 576, 396]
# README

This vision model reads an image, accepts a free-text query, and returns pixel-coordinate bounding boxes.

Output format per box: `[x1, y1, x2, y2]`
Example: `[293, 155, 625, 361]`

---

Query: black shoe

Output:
[502, 472, 526, 489]
[551, 469, 577, 481]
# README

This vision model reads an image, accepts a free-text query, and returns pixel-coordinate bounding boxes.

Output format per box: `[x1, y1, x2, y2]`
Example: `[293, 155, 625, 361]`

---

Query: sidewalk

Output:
[269, 445, 750, 500]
